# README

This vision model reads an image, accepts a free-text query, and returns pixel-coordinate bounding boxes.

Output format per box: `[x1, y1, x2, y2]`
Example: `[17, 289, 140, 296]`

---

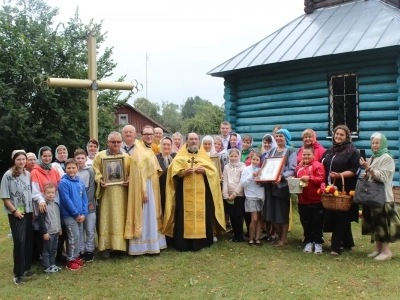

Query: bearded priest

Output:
[163, 132, 225, 251]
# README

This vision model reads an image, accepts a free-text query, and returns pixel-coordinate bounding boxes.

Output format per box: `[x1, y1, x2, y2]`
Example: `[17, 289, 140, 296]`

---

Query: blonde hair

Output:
[301, 128, 314, 138]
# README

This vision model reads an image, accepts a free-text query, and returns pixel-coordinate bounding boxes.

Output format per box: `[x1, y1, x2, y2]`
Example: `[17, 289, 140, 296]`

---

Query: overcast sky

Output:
[47, 0, 304, 106]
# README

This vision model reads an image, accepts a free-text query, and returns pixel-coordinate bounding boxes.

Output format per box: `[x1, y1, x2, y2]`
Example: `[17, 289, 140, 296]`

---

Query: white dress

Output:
[128, 179, 167, 255]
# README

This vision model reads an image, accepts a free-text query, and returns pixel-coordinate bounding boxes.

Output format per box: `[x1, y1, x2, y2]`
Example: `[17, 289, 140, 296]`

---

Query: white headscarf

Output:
[202, 135, 216, 156]
[262, 134, 277, 156]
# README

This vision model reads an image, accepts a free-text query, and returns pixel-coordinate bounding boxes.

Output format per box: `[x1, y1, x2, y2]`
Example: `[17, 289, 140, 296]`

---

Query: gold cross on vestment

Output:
[187, 157, 199, 168]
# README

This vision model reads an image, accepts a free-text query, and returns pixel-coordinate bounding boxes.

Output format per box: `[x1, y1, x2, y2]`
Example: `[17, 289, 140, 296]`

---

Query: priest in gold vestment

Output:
[163, 132, 225, 251]
[93, 132, 130, 257]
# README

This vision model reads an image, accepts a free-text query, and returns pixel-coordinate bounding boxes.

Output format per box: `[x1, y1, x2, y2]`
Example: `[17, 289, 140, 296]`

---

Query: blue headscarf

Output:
[275, 129, 292, 148]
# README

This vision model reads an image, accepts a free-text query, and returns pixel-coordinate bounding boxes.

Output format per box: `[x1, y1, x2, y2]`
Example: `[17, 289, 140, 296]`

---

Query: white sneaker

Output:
[213, 237, 218, 243]
[303, 242, 313, 253]
[314, 243, 323, 254]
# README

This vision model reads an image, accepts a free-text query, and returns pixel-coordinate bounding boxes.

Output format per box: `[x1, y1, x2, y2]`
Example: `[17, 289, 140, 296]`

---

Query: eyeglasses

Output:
[108, 141, 122, 144]
[142, 133, 154, 136]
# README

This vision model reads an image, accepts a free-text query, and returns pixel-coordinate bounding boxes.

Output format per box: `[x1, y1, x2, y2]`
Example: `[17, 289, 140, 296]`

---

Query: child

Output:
[39, 184, 62, 273]
[59, 158, 88, 270]
[240, 152, 264, 245]
[74, 149, 97, 262]
[214, 136, 225, 154]
[223, 149, 246, 242]
[241, 135, 254, 166]
[85, 139, 99, 167]
[295, 147, 325, 254]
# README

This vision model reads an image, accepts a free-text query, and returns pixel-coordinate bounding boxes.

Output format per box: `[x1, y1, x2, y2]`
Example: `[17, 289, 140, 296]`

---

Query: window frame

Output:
[328, 73, 359, 138]
[118, 114, 129, 125]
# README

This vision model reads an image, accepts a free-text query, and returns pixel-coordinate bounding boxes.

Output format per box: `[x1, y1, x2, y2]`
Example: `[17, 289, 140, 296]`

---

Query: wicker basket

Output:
[321, 173, 352, 211]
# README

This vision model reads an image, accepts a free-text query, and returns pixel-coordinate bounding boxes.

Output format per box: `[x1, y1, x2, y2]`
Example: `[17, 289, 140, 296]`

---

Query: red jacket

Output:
[295, 161, 325, 204]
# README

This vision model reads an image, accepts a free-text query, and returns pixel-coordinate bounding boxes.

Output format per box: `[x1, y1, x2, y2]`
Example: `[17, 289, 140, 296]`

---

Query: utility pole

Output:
[146, 52, 148, 99]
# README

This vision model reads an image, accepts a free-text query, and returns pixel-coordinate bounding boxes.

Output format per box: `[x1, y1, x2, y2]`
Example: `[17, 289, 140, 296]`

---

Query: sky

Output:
[47, 0, 304, 107]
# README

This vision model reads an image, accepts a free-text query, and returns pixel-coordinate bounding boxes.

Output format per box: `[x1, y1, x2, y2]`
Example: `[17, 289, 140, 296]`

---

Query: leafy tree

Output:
[182, 102, 224, 134]
[181, 96, 211, 120]
[159, 101, 182, 133]
[133, 97, 161, 123]
[0, 0, 127, 168]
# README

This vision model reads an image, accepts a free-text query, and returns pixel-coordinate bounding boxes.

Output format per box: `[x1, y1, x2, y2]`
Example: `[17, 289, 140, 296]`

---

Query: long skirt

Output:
[362, 202, 400, 243]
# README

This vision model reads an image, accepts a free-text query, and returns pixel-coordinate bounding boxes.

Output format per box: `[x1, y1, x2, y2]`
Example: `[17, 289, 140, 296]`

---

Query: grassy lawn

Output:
[1, 205, 399, 300]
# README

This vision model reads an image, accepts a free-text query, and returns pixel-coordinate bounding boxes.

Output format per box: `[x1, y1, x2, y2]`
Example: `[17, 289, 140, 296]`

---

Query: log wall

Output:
[223, 47, 400, 184]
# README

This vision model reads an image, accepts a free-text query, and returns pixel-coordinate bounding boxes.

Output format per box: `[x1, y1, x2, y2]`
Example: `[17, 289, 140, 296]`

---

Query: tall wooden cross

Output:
[46, 36, 142, 140]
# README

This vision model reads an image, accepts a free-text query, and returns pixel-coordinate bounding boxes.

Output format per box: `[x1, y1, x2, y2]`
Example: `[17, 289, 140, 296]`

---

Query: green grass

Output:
[1, 206, 400, 299]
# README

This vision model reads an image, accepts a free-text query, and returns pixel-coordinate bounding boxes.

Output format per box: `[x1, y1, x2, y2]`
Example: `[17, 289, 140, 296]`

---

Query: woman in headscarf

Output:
[202, 135, 217, 156]
[156, 137, 176, 213]
[322, 125, 360, 256]
[1, 150, 34, 284]
[263, 129, 297, 246]
[86, 138, 100, 167]
[360, 132, 400, 261]
[297, 128, 326, 164]
[52, 145, 68, 177]
[171, 132, 183, 154]
[260, 133, 278, 242]
[31, 146, 63, 261]
[261, 134, 277, 164]
[25, 152, 37, 172]
[228, 133, 242, 151]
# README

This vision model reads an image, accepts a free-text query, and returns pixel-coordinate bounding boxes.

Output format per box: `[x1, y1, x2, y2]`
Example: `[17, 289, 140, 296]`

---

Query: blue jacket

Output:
[59, 174, 88, 219]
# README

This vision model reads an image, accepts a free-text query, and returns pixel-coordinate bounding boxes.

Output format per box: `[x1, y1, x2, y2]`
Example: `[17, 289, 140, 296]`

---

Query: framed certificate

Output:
[102, 157, 125, 186]
[256, 156, 286, 182]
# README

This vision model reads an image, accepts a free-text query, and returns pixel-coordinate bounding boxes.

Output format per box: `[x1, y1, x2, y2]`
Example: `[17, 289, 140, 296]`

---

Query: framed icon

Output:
[102, 157, 125, 186]
[256, 156, 286, 182]
[210, 155, 223, 181]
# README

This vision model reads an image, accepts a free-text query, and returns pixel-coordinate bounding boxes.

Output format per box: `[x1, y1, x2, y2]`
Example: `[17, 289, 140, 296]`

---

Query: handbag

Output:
[353, 173, 385, 207]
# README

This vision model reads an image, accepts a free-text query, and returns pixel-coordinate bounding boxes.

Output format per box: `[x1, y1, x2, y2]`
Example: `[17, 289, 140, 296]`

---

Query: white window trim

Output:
[118, 114, 129, 125]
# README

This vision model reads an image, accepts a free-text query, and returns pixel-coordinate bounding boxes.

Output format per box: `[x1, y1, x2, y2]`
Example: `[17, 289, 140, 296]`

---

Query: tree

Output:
[133, 97, 161, 123]
[0, 0, 127, 168]
[181, 96, 211, 120]
[182, 102, 224, 134]
[159, 101, 182, 133]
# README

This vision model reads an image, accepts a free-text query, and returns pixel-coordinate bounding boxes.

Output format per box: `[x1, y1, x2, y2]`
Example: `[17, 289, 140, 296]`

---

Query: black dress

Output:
[322, 146, 360, 253]
[156, 153, 176, 213]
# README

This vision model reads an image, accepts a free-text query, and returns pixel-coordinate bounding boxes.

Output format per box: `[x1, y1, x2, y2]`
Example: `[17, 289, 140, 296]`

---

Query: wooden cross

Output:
[187, 157, 199, 168]
[45, 36, 142, 140]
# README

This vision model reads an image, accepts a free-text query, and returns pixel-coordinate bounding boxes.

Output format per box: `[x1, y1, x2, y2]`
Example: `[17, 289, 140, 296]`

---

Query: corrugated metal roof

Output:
[208, 0, 400, 76]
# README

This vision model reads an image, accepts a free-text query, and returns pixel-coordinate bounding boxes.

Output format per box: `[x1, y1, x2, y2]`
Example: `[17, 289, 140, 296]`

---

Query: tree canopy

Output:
[0, 0, 128, 168]
[132, 95, 224, 135]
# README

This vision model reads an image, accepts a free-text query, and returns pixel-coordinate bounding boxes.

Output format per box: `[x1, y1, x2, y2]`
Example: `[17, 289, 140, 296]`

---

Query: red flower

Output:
[329, 186, 336, 194]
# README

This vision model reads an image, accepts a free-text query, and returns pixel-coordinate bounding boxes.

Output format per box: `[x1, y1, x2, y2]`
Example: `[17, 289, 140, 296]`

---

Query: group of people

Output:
[3, 121, 400, 285]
